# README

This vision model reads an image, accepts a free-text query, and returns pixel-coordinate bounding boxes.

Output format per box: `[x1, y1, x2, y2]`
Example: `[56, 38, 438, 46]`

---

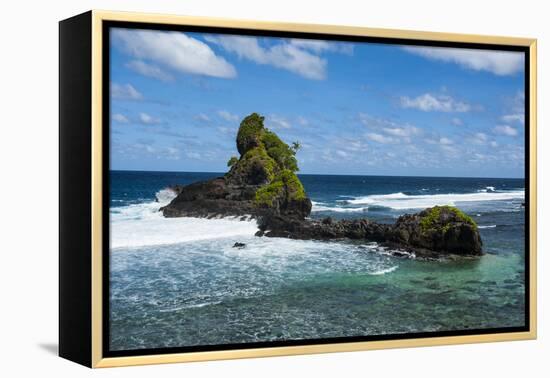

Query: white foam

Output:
[311, 201, 368, 213]
[110, 190, 258, 249]
[346, 190, 524, 210]
[478, 225, 497, 229]
[368, 265, 398, 275]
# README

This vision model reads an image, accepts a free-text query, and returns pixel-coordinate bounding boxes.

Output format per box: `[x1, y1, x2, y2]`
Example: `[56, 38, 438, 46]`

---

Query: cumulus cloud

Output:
[204, 35, 330, 80]
[403, 46, 524, 76]
[194, 113, 211, 122]
[451, 117, 463, 126]
[470, 132, 488, 145]
[296, 116, 309, 126]
[336, 150, 350, 158]
[358, 113, 421, 144]
[382, 126, 420, 137]
[501, 114, 525, 124]
[400, 93, 471, 112]
[289, 39, 354, 55]
[425, 136, 455, 146]
[138, 112, 160, 125]
[111, 83, 143, 100]
[125, 60, 173, 82]
[366, 133, 397, 144]
[266, 114, 292, 129]
[217, 110, 239, 122]
[112, 113, 129, 123]
[493, 125, 518, 136]
[112, 28, 236, 78]
[500, 92, 525, 125]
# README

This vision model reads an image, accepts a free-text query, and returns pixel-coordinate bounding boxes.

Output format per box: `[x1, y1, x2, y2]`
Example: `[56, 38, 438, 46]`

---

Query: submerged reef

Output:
[160, 113, 482, 258]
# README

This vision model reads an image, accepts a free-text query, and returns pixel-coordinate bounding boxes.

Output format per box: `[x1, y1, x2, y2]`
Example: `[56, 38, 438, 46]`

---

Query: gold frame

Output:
[90, 9, 537, 368]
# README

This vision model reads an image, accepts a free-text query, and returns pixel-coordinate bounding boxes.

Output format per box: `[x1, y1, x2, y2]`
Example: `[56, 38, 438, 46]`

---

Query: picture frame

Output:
[59, 10, 537, 368]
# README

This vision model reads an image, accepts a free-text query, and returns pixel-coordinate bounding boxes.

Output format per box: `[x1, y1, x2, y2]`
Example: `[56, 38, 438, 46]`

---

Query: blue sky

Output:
[110, 27, 526, 178]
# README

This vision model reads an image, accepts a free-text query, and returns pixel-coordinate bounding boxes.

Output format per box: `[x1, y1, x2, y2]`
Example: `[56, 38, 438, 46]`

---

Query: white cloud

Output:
[470, 132, 488, 145]
[205, 35, 327, 80]
[111, 83, 143, 100]
[490, 141, 499, 147]
[367, 133, 397, 144]
[217, 126, 235, 136]
[186, 151, 201, 159]
[336, 150, 349, 158]
[296, 116, 309, 126]
[266, 115, 291, 129]
[112, 113, 129, 123]
[425, 136, 455, 146]
[125, 60, 173, 82]
[400, 93, 471, 112]
[358, 113, 420, 145]
[493, 125, 518, 136]
[499, 91, 525, 127]
[195, 113, 210, 122]
[403, 46, 524, 76]
[138, 112, 160, 125]
[289, 39, 354, 55]
[501, 113, 525, 125]
[451, 117, 463, 126]
[382, 126, 420, 137]
[217, 110, 239, 122]
[113, 28, 236, 78]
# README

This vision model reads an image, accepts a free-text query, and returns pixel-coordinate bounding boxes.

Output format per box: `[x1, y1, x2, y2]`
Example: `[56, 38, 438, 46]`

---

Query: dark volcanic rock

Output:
[160, 178, 262, 218]
[388, 206, 482, 256]
[257, 205, 483, 258]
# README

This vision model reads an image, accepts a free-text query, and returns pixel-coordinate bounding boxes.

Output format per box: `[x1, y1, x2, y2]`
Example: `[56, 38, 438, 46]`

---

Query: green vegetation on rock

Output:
[227, 156, 238, 168]
[262, 130, 299, 172]
[227, 112, 308, 211]
[228, 146, 277, 184]
[278, 169, 306, 200]
[254, 180, 285, 207]
[236, 113, 265, 155]
[254, 169, 306, 207]
[419, 205, 477, 234]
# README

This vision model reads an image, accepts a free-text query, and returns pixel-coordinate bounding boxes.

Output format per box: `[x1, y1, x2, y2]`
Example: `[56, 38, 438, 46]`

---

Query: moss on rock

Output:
[225, 112, 310, 217]
[236, 113, 265, 155]
[254, 169, 306, 208]
[230, 147, 278, 185]
[278, 170, 306, 200]
[419, 205, 477, 234]
[254, 180, 285, 207]
[227, 156, 238, 168]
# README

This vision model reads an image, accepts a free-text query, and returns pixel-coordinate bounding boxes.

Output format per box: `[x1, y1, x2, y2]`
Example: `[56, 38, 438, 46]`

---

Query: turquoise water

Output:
[109, 171, 526, 351]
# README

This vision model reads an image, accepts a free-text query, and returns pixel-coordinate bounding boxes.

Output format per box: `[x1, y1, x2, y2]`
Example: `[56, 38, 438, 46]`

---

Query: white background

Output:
[0, 0, 547, 376]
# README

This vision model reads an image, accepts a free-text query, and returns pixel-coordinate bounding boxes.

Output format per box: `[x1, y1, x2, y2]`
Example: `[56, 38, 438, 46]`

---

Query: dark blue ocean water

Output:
[109, 171, 526, 351]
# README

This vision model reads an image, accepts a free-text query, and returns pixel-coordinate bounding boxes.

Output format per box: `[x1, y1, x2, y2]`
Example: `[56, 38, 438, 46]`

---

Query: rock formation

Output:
[160, 113, 482, 258]
[161, 113, 312, 219]
[256, 205, 482, 258]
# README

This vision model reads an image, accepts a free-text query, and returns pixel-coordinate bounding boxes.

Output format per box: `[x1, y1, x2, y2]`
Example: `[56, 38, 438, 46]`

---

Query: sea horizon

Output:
[109, 168, 526, 181]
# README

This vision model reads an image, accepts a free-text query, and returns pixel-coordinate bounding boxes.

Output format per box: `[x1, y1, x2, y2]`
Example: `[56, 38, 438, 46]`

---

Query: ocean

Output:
[109, 170, 526, 351]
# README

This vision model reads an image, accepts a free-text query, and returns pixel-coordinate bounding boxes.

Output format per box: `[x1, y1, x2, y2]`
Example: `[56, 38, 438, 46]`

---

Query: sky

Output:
[109, 27, 526, 178]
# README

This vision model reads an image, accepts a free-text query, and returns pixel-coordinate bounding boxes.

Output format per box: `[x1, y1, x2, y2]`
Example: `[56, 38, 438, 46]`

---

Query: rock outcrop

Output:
[161, 113, 312, 219]
[256, 205, 482, 258]
[160, 113, 483, 258]
[388, 206, 482, 256]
